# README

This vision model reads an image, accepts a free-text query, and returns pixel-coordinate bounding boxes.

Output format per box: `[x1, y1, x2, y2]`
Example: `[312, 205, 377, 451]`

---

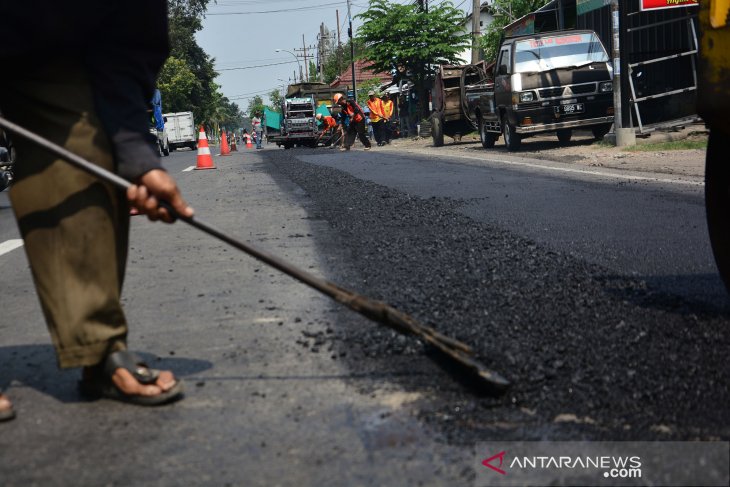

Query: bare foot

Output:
[0, 393, 15, 421]
[82, 367, 178, 398]
[110, 368, 177, 397]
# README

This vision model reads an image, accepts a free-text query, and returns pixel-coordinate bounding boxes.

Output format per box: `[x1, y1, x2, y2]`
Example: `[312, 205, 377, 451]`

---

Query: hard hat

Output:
[316, 113, 323, 120]
[368, 91, 376, 96]
[333, 93, 344, 104]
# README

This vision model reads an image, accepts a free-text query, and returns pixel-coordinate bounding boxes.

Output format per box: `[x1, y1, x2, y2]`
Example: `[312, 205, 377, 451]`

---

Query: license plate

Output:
[554, 103, 584, 114]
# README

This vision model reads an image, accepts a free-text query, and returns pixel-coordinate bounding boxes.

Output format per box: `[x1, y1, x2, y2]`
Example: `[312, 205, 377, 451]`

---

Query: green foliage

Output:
[356, 79, 383, 103]
[163, 0, 234, 126]
[268, 89, 284, 112]
[246, 96, 266, 118]
[356, 0, 470, 78]
[320, 40, 364, 85]
[356, 0, 470, 117]
[158, 57, 200, 112]
[478, 0, 550, 62]
[624, 139, 708, 151]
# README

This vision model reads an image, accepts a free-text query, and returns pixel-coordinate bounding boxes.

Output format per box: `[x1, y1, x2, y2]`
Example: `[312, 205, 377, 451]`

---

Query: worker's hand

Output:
[127, 169, 194, 223]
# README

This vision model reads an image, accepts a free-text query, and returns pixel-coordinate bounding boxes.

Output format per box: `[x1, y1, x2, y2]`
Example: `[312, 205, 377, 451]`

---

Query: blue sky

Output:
[195, 0, 472, 113]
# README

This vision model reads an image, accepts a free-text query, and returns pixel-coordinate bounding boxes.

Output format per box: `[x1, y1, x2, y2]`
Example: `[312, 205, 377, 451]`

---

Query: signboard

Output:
[641, 0, 698, 11]
[577, 0, 611, 15]
[504, 14, 535, 37]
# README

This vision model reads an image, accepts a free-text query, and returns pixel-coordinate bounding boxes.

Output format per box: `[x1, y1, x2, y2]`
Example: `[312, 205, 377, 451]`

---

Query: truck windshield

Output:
[514, 33, 608, 73]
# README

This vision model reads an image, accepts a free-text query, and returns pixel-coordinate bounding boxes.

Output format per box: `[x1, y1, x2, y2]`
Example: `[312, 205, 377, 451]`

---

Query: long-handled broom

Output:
[0, 116, 510, 393]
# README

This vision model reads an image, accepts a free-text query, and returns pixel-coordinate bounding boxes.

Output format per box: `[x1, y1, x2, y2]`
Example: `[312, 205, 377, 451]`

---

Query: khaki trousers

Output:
[1, 59, 129, 368]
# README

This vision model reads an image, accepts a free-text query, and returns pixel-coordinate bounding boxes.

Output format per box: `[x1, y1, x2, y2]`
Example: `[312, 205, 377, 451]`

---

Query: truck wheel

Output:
[502, 118, 521, 151]
[431, 115, 444, 147]
[705, 128, 730, 293]
[557, 129, 572, 145]
[479, 119, 496, 149]
[190, 142, 198, 151]
[592, 124, 612, 140]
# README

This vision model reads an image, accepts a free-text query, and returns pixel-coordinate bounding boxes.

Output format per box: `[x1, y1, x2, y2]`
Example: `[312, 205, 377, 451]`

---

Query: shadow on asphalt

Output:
[599, 273, 730, 316]
[0, 345, 213, 403]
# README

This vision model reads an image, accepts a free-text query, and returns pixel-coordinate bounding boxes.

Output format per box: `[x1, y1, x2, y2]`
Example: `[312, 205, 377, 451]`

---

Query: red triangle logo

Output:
[482, 451, 507, 475]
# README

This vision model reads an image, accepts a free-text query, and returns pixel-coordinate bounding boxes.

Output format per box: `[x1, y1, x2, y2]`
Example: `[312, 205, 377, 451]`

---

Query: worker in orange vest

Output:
[315, 113, 338, 146]
[333, 93, 371, 151]
[367, 91, 387, 146]
[381, 93, 394, 144]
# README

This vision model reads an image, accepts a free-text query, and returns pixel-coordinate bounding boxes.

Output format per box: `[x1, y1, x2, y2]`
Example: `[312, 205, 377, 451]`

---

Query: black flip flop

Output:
[79, 351, 184, 406]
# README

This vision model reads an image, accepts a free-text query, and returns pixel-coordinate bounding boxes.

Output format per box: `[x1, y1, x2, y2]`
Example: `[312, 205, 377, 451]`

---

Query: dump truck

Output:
[270, 82, 347, 149]
[271, 96, 319, 149]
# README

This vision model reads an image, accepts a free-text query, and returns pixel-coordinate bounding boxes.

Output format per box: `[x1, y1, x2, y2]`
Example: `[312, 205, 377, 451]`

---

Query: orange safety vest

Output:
[321, 115, 337, 130]
[342, 100, 365, 123]
[367, 97, 385, 122]
[382, 99, 394, 119]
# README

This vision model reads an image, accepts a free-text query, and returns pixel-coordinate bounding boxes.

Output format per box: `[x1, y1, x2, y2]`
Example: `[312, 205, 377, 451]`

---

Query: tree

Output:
[166, 0, 218, 124]
[268, 89, 284, 112]
[320, 41, 360, 85]
[356, 0, 471, 119]
[246, 96, 265, 118]
[478, 0, 550, 62]
[157, 57, 201, 113]
[356, 79, 383, 103]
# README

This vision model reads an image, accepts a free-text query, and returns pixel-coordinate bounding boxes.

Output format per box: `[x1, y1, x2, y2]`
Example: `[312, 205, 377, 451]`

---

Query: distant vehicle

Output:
[474, 30, 615, 151]
[0, 126, 14, 192]
[270, 82, 345, 149]
[163, 111, 197, 151]
[149, 89, 170, 157]
[271, 96, 320, 149]
[430, 63, 490, 146]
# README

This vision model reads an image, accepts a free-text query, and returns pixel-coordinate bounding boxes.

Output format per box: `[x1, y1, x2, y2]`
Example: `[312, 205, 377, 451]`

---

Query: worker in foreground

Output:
[0, 0, 194, 422]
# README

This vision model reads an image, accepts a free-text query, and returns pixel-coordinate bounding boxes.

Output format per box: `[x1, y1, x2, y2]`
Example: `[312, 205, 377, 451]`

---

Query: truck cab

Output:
[478, 30, 614, 150]
[277, 97, 319, 149]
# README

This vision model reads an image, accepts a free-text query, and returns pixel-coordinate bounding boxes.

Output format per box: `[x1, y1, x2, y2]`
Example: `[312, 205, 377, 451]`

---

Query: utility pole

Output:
[302, 34, 309, 81]
[347, 0, 357, 102]
[318, 23, 326, 82]
[471, 0, 481, 64]
[336, 10, 341, 46]
[610, 0, 633, 146]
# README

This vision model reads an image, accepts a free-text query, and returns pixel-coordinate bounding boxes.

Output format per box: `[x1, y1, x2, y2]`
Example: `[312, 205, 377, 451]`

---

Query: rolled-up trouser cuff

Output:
[56, 339, 127, 369]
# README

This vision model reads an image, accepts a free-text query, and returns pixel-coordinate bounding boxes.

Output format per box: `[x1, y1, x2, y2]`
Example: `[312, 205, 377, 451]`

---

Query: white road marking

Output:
[183, 166, 195, 172]
[253, 317, 281, 324]
[0, 239, 23, 257]
[489, 157, 705, 186]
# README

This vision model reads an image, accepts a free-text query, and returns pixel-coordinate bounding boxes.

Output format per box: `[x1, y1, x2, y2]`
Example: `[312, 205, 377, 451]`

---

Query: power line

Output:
[217, 60, 300, 71]
[207, 1, 342, 15]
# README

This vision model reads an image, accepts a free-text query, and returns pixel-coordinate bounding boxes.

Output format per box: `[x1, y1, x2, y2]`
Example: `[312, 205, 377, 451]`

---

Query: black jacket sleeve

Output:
[0, 1, 171, 181]
[84, 1, 170, 181]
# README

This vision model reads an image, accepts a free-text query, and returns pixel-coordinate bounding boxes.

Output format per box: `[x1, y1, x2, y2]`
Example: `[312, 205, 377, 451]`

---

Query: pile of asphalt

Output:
[266, 150, 730, 443]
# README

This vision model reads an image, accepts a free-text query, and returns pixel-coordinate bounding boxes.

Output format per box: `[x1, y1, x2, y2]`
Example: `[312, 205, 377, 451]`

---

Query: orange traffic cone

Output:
[195, 125, 216, 170]
[230, 134, 238, 152]
[220, 130, 231, 156]
[246, 135, 253, 149]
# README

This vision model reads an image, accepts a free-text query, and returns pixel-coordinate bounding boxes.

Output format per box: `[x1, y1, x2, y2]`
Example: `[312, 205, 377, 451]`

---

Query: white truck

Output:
[163, 111, 197, 151]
